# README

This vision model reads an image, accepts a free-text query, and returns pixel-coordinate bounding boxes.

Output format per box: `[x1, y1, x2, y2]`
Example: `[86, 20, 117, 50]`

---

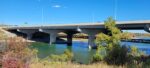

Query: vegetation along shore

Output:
[1, 18, 150, 68]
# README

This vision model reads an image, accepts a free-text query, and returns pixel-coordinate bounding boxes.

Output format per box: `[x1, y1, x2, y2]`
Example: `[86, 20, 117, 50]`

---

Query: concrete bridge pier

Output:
[81, 29, 101, 48]
[144, 24, 150, 33]
[88, 34, 95, 48]
[67, 33, 73, 46]
[17, 29, 37, 40]
[49, 33, 58, 45]
[39, 29, 61, 45]
[26, 33, 33, 40]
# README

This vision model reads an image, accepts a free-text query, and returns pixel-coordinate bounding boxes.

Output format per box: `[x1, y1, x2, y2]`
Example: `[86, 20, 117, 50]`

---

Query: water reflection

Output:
[29, 42, 96, 64]
[122, 42, 150, 55]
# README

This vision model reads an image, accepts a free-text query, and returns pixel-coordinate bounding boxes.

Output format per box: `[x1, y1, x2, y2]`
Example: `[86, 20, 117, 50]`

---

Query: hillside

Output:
[0, 27, 17, 66]
[0, 27, 16, 39]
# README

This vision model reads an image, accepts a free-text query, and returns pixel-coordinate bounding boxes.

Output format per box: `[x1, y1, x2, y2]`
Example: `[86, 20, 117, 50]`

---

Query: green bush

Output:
[129, 46, 145, 57]
[142, 59, 150, 68]
[92, 52, 103, 62]
[94, 17, 137, 65]
[92, 45, 106, 63]
[63, 49, 73, 60]
[104, 45, 128, 65]
[46, 49, 73, 62]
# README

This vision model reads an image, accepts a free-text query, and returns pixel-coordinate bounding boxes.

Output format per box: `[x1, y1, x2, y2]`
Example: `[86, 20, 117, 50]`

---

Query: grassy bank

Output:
[29, 62, 124, 68]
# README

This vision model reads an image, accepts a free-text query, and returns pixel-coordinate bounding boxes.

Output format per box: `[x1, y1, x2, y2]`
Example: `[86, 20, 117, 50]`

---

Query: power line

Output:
[39, 0, 44, 24]
[92, 12, 95, 23]
[42, 8, 44, 24]
[114, 0, 118, 20]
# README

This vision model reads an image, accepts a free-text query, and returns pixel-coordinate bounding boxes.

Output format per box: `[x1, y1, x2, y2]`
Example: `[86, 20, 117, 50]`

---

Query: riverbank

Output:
[29, 62, 125, 68]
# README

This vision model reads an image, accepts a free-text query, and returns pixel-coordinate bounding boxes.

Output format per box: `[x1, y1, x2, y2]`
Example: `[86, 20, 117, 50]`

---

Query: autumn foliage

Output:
[2, 37, 36, 68]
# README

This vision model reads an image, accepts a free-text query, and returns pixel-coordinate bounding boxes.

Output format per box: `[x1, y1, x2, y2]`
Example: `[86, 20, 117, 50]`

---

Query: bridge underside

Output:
[8, 28, 105, 48]
[6, 25, 150, 48]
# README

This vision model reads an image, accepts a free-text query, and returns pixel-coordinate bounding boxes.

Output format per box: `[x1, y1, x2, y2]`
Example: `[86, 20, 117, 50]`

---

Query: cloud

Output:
[52, 5, 61, 8]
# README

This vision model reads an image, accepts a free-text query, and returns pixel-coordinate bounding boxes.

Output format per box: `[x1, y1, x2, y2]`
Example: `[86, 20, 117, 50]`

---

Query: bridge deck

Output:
[3, 20, 150, 30]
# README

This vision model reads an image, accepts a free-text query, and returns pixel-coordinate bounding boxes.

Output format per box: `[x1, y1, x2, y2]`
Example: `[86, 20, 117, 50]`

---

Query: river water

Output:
[29, 41, 150, 64]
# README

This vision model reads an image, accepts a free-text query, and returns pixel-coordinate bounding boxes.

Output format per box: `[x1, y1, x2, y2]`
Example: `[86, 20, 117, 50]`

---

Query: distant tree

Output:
[121, 32, 134, 40]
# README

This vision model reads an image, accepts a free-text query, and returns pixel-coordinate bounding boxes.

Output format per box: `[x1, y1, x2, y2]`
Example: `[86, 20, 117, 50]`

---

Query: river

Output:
[29, 41, 150, 64]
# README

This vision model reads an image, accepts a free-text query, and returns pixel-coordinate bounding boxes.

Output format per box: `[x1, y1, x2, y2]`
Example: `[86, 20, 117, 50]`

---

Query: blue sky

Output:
[0, 0, 150, 33]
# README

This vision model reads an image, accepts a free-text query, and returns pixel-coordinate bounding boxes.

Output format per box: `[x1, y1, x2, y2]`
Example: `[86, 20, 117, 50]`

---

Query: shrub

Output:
[94, 17, 134, 65]
[92, 52, 103, 63]
[92, 46, 106, 63]
[104, 45, 128, 65]
[63, 49, 73, 60]
[46, 49, 73, 62]
[129, 46, 145, 57]
[142, 58, 150, 68]
[2, 37, 37, 68]
[2, 51, 29, 68]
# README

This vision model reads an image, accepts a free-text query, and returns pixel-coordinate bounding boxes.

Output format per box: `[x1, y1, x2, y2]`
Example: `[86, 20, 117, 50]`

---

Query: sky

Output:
[0, 0, 150, 33]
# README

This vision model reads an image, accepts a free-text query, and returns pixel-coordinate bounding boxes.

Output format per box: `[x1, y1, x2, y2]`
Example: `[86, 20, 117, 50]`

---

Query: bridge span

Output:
[3, 20, 150, 47]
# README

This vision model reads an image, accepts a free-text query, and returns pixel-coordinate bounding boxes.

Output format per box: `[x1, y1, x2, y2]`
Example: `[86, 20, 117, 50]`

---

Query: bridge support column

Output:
[49, 33, 57, 45]
[26, 33, 33, 40]
[88, 34, 95, 48]
[39, 29, 61, 45]
[17, 29, 37, 40]
[81, 29, 100, 48]
[144, 25, 150, 33]
[67, 33, 73, 46]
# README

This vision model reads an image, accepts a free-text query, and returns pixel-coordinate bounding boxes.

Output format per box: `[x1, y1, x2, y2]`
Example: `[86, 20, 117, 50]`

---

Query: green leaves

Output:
[47, 49, 73, 62]
[93, 17, 130, 65]
[96, 17, 121, 48]
[121, 32, 134, 40]
[96, 33, 110, 45]
[129, 46, 145, 57]
[104, 17, 116, 29]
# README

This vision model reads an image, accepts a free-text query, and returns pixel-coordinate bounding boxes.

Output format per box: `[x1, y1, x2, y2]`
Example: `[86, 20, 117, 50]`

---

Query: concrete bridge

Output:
[3, 20, 150, 47]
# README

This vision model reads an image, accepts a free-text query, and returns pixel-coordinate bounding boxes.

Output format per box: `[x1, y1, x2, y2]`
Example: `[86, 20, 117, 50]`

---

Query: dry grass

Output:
[0, 28, 6, 40]
[2, 37, 37, 68]
[29, 62, 125, 68]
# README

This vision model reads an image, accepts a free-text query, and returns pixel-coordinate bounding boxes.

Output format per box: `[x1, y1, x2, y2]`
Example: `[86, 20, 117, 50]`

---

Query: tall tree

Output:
[93, 17, 129, 65]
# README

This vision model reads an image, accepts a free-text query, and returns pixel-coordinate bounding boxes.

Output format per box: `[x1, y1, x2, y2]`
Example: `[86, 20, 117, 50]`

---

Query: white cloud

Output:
[52, 5, 61, 8]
